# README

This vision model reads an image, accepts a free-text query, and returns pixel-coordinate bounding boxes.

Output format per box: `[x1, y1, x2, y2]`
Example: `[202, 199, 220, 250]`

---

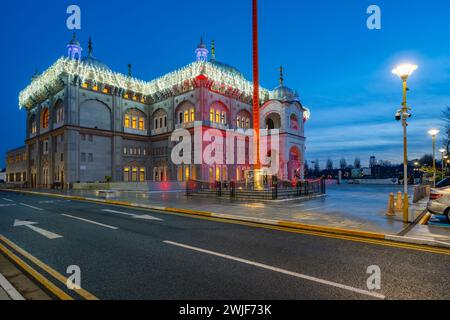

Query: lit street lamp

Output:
[428, 129, 440, 187]
[392, 63, 418, 223]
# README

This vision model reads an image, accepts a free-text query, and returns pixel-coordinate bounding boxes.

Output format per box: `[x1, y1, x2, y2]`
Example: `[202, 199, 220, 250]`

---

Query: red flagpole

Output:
[252, 0, 261, 170]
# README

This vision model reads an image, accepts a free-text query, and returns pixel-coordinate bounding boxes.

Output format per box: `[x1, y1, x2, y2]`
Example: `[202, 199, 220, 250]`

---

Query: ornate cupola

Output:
[67, 33, 82, 61]
[195, 37, 209, 62]
[272, 66, 296, 102]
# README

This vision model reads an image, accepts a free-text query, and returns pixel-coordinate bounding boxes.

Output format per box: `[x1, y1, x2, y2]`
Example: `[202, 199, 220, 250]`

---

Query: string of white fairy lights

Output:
[19, 58, 272, 109]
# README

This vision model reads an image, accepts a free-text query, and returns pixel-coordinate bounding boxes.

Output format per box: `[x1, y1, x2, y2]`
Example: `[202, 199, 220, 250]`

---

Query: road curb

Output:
[3, 188, 450, 251]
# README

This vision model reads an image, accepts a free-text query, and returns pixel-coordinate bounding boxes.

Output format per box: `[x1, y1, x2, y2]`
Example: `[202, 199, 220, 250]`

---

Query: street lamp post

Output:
[429, 129, 440, 187]
[392, 64, 418, 223]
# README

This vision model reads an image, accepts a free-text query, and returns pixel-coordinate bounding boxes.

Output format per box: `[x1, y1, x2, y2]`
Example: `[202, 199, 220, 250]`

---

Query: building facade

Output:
[17, 35, 310, 188]
[5, 146, 27, 186]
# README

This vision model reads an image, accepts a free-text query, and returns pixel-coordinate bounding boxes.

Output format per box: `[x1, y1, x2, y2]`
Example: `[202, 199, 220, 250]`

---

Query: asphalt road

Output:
[0, 190, 449, 300]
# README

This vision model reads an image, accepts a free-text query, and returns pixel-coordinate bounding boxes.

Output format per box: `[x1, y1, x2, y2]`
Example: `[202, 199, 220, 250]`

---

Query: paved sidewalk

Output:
[405, 214, 450, 247]
[0, 284, 10, 300]
[27, 184, 424, 235]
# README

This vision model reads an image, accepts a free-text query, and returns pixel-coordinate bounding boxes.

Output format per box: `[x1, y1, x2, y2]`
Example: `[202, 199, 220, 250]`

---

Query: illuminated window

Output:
[236, 117, 240, 128]
[124, 167, 130, 182]
[139, 118, 145, 130]
[215, 166, 221, 182]
[216, 111, 220, 123]
[124, 115, 131, 128]
[133, 96, 138, 101]
[139, 168, 146, 182]
[246, 118, 250, 129]
[132, 117, 137, 129]
[41, 108, 49, 129]
[185, 166, 190, 181]
[124, 93, 129, 99]
[92, 85, 99, 91]
[190, 109, 195, 122]
[82, 83, 89, 89]
[178, 166, 183, 182]
[132, 168, 138, 182]
[210, 109, 214, 122]
[184, 111, 189, 123]
[103, 88, 109, 94]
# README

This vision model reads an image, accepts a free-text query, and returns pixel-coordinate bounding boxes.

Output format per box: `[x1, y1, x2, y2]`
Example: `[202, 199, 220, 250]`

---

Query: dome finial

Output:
[279, 65, 284, 86]
[88, 37, 93, 56]
[128, 62, 132, 77]
[211, 39, 216, 62]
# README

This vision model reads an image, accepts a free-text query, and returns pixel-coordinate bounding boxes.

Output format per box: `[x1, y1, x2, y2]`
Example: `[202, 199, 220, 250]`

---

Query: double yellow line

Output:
[0, 235, 98, 300]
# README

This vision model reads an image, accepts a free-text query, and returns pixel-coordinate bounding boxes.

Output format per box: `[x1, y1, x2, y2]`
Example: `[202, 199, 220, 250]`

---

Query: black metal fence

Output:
[186, 178, 326, 200]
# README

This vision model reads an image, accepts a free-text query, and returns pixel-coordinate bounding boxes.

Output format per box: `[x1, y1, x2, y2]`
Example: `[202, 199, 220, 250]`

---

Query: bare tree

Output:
[354, 157, 361, 169]
[326, 159, 334, 170]
[443, 106, 450, 152]
[339, 158, 347, 170]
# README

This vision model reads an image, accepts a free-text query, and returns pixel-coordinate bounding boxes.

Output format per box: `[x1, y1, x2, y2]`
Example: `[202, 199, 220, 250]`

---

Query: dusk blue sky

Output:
[1, 0, 449, 169]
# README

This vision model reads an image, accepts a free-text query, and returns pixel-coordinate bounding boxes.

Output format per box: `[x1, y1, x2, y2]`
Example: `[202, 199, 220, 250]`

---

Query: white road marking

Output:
[164, 241, 386, 300]
[0, 273, 25, 300]
[61, 214, 118, 230]
[101, 209, 163, 221]
[13, 219, 62, 240]
[2, 198, 14, 202]
[19, 203, 43, 211]
[38, 200, 55, 204]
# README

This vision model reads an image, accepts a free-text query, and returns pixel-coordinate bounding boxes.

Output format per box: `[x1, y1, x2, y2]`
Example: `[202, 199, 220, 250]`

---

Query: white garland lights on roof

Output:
[19, 58, 271, 109]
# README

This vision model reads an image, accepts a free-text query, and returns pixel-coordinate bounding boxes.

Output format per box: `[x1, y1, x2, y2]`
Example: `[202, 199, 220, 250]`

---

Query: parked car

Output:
[427, 187, 450, 220]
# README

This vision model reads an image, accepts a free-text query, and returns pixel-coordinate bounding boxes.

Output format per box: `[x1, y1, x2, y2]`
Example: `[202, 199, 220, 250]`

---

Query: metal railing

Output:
[187, 178, 326, 200]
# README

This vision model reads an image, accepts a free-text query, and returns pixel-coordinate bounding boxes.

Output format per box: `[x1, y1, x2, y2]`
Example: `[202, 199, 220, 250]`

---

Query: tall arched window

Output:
[290, 114, 299, 130]
[236, 110, 251, 129]
[209, 102, 228, 125]
[30, 114, 37, 134]
[124, 109, 147, 131]
[176, 101, 195, 125]
[41, 108, 49, 129]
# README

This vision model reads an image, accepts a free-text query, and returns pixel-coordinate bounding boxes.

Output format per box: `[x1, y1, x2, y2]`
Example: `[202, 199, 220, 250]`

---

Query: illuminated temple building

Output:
[14, 35, 310, 188]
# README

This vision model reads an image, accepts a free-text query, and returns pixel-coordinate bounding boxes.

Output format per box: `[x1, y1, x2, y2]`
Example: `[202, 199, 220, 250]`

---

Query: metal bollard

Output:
[395, 191, 403, 212]
[386, 193, 395, 216]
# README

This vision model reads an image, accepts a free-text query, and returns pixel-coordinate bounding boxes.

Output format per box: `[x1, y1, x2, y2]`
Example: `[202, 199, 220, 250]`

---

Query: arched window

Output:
[54, 100, 64, 124]
[209, 102, 228, 125]
[176, 101, 195, 125]
[290, 114, 299, 130]
[124, 109, 147, 131]
[30, 114, 37, 134]
[41, 108, 49, 129]
[152, 109, 168, 131]
[236, 110, 251, 129]
[265, 113, 281, 130]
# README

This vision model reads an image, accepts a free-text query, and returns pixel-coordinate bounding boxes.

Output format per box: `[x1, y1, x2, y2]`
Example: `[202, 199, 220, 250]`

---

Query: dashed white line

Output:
[163, 240, 385, 300]
[61, 214, 118, 230]
[101, 209, 163, 221]
[2, 198, 14, 202]
[19, 203, 43, 211]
